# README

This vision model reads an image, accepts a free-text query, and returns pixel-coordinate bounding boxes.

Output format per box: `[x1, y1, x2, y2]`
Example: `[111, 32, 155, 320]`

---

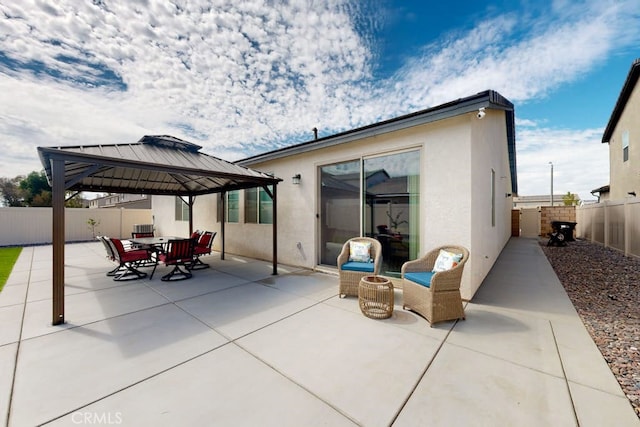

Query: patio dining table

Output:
[129, 236, 189, 267]
[129, 236, 187, 249]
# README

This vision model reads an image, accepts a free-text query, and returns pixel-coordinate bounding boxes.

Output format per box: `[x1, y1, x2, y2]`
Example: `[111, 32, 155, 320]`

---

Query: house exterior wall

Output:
[152, 109, 513, 300]
[468, 109, 513, 297]
[609, 78, 640, 199]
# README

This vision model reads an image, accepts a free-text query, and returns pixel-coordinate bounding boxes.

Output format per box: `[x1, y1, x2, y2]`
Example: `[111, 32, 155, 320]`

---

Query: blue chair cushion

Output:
[404, 272, 434, 288]
[341, 261, 375, 272]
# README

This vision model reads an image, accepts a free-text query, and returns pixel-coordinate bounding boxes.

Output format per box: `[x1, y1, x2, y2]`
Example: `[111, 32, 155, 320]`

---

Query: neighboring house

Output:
[153, 90, 517, 300]
[601, 58, 640, 200]
[590, 185, 610, 203]
[89, 193, 152, 209]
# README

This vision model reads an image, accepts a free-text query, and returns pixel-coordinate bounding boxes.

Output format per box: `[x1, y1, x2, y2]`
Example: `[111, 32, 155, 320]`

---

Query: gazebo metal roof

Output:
[38, 135, 282, 326]
[38, 135, 280, 196]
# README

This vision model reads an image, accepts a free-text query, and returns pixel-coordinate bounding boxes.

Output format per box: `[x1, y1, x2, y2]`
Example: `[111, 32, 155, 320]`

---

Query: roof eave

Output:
[602, 58, 640, 143]
[236, 89, 517, 197]
[236, 90, 513, 166]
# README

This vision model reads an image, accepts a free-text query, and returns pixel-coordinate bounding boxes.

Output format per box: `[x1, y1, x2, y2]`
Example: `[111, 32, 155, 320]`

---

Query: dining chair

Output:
[151, 238, 195, 281]
[105, 237, 153, 281]
[190, 231, 216, 270]
[97, 236, 121, 277]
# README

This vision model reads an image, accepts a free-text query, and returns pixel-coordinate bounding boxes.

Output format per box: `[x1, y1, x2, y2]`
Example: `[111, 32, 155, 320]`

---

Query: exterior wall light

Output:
[292, 174, 301, 185]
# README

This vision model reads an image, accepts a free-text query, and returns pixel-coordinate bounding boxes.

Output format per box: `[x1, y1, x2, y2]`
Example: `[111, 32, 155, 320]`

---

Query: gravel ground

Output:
[539, 239, 640, 418]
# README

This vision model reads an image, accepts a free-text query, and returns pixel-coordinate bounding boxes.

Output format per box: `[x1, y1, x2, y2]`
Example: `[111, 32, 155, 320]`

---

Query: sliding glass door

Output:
[319, 150, 420, 277]
[319, 160, 360, 265]
[363, 150, 420, 276]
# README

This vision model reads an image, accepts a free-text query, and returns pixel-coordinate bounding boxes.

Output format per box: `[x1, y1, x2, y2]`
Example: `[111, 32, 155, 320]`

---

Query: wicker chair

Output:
[401, 245, 469, 326]
[337, 237, 382, 298]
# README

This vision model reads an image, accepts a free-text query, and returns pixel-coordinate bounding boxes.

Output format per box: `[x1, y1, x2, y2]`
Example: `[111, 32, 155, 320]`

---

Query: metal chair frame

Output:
[151, 238, 195, 281]
[105, 237, 152, 281]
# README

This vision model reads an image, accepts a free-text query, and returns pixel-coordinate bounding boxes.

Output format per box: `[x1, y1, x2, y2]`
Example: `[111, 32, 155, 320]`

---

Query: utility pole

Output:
[549, 162, 554, 206]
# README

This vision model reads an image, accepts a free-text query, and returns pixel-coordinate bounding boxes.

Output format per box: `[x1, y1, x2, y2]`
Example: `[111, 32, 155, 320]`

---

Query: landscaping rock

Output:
[540, 239, 640, 418]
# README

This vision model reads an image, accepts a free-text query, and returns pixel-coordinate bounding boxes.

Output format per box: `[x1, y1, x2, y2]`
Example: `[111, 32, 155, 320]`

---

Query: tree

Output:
[19, 171, 51, 206]
[1, 170, 88, 208]
[0, 176, 25, 206]
[562, 192, 579, 206]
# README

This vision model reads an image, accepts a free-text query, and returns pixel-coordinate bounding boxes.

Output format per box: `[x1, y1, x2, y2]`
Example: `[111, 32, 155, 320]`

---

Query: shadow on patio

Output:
[0, 238, 637, 426]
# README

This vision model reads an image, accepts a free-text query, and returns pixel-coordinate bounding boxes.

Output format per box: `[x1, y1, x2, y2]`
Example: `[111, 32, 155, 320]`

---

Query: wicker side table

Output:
[358, 276, 394, 319]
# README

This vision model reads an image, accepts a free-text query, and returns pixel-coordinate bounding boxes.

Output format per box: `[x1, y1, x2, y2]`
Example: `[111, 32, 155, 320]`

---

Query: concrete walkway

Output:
[0, 238, 638, 426]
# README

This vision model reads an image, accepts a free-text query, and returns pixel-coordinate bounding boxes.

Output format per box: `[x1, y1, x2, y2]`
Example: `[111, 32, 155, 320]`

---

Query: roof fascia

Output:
[602, 58, 640, 143]
[38, 147, 282, 186]
[237, 90, 513, 166]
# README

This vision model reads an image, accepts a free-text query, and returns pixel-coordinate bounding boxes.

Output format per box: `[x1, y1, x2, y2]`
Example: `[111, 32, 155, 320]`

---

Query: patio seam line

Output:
[442, 339, 567, 380]
[174, 287, 361, 423]
[6, 247, 35, 427]
[230, 340, 361, 426]
[142, 277, 255, 305]
[387, 318, 459, 426]
[39, 287, 341, 425]
[16, 301, 177, 343]
[40, 341, 235, 426]
[177, 286, 338, 343]
[550, 320, 580, 425]
[20, 278, 137, 305]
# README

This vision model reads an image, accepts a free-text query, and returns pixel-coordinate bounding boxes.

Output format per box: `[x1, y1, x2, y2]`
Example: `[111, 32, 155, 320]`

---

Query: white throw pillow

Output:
[432, 249, 463, 272]
[349, 241, 372, 263]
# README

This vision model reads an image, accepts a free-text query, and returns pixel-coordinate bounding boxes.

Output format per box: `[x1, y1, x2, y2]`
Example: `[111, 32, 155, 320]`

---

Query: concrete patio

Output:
[1, 237, 638, 426]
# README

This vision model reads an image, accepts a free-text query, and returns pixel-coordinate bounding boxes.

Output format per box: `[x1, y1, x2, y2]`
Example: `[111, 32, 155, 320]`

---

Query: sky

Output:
[1, 0, 639, 202]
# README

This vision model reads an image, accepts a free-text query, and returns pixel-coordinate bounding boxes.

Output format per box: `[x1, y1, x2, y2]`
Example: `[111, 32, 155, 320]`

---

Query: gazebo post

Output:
[52, 158, 65, 325]
[188, 195, 194, 236]
[272, 184, 278, 275]
[221, 191, 226, 260]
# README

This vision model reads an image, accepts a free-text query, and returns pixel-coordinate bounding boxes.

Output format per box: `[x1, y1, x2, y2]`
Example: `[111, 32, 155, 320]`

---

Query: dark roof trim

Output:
[237, 89, 517, 195]
[38, 147, 278, 185]
[238, 90, 513, 164]
[590, 184, 610, 194]
[602, 58, 640, 143]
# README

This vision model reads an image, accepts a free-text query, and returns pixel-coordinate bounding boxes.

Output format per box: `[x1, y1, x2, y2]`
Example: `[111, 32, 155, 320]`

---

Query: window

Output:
[227, 190, 240, 223]
[623, 130, 629, 162]
[245, 186, 273, 224]
[175, 197, 189, 221]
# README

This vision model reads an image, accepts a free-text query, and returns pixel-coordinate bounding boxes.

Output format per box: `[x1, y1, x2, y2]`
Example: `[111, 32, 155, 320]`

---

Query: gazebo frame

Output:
[38, 135, 282, 325]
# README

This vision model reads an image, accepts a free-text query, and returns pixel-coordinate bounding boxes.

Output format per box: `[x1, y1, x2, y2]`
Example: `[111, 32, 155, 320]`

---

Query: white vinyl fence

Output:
[576, 197, 640, 258]
[0, 207, 153, 247]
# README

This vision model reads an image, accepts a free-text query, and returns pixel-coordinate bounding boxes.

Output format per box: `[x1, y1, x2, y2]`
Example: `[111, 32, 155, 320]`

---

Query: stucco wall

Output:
[151, 109, 514, 300]
[609, 79, 640, 199]
[469, 109, 513, 297]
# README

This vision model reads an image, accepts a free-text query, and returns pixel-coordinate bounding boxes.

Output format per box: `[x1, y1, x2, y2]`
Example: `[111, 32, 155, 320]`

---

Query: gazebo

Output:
[38, 135, 282, 325]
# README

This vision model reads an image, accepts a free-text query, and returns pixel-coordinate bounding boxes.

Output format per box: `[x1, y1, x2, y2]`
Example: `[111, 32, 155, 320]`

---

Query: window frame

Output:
[175, 197, 190, 222]
[226, 190, 240, 223]
[622, 130, 629, 162]
[244, 186, 273, 224]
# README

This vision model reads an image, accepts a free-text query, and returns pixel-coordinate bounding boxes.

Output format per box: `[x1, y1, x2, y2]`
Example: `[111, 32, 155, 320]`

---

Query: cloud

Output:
[516, 124, 609, 201]
[0, 0, 638, 191]
[375, 0, 639, 114]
